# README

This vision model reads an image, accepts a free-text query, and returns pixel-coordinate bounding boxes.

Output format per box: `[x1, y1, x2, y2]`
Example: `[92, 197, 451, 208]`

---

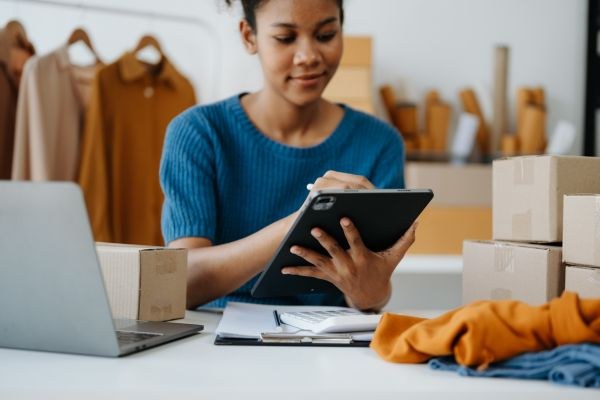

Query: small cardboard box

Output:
[96, 243, 187, 321]
[340, 36, 372, 67]
[406, 162, 492, 206]
[493, 155, 600, 242]
[563, 194, 600, 267]
[408, 206, 491, 254]
[565, 265, 600, 298]
[462, 240, 563, 305]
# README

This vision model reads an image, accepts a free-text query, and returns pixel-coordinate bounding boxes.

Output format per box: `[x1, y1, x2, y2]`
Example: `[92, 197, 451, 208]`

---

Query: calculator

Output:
[279, 309, 382, 333]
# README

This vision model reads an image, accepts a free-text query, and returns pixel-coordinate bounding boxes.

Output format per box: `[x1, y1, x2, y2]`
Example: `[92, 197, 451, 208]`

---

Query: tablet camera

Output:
[312, 196, 336, 211]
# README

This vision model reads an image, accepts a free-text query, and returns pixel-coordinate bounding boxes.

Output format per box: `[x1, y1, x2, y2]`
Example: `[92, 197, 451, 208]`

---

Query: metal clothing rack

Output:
[1, 0, 210, 27]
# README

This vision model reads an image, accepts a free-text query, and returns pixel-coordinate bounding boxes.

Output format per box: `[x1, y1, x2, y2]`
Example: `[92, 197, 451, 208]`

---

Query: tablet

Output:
[251, 189, 434, 298]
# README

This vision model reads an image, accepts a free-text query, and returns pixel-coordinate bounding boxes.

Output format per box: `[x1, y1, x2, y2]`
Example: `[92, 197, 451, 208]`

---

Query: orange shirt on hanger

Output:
[78, 52, 196, 245]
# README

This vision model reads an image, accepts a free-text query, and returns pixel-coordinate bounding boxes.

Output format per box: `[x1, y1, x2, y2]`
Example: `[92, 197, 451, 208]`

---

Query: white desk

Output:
[0, 308, 597, 400]
[0, 256, 596, 399]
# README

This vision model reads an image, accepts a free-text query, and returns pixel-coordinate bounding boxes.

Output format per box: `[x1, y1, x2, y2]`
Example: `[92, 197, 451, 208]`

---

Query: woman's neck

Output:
[241, 89, 341, 147]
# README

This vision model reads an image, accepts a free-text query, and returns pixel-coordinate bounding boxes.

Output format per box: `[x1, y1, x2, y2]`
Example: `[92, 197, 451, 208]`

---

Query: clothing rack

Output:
[1, 0, 210, 27]
[2, 0, 223, 101]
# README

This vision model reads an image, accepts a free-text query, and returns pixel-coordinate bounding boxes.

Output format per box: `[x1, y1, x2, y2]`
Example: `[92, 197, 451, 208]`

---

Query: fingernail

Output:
[311, 228, 322, 238]
[290, 246, 299, 255]
[281, 269, 289, 275]
[340, 218, 350, 227]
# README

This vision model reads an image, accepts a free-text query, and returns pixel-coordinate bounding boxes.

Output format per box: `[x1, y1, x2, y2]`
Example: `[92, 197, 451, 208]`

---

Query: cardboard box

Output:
[462, 240, 563, 305]
[493, 155, 600, 242]
[565, 265, 600, 298]
[406, 162, 492, 206]
[408, 206, 492, 254]
[563, 194, 600, 267]
[96, 243, 187, 321]
[340, 36, 372, 67]
[323, 66, 372, 101]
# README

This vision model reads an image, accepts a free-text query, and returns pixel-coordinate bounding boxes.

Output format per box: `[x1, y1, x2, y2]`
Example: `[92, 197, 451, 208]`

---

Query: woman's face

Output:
[242, 0, 343, 107]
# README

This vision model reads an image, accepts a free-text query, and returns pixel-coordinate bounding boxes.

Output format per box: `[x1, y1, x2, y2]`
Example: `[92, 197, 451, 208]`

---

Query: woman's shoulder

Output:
[341, 105, 402, 144]
[171, 95, 239, 128]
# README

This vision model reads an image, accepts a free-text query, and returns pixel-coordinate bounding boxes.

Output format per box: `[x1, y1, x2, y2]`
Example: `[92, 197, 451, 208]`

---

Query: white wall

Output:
[0, 0, 587, 153]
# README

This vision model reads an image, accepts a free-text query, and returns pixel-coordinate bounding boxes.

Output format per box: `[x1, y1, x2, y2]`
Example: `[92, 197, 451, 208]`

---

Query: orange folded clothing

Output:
[371, 292, 600, 369]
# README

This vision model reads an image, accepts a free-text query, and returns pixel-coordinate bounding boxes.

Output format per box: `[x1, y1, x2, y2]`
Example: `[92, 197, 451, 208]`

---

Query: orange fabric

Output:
[371, 292, 600, 368]
[78, 53, 195, 245]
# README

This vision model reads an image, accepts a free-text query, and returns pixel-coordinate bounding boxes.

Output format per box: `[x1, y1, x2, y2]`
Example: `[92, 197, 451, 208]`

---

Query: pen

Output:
[273, 309, 282, 329]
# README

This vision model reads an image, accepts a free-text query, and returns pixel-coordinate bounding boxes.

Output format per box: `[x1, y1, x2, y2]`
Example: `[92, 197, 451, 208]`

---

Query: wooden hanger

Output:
[134, 34, 163, 54]
[133, 34, 164, 65]
[67, 27, 101, 63]
[5, 20, 34, 53]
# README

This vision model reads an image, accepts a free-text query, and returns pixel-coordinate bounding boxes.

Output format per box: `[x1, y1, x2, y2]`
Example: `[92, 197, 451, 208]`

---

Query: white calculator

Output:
[279, 309, 382, 334]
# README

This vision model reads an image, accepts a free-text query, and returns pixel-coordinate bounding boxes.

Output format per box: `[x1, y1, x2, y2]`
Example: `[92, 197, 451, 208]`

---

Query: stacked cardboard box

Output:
[96, 243, 187, 321]
[323, 36, 374, 114]
[405, 162, 492, 254]
[563, 195, 600, 297]
[463, 155, 600, 305]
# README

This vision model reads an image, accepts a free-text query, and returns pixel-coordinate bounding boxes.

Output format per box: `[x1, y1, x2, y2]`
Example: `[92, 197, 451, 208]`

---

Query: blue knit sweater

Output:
[160, 94, 405, 308]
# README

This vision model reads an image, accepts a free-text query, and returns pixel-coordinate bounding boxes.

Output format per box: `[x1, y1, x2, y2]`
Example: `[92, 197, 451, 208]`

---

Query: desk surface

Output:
[0, 309, 597, 400]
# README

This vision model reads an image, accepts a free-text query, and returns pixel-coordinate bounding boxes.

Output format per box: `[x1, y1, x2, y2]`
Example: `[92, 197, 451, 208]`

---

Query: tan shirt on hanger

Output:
[78, 52, 196, 245]
[0, 23, 34, 179]
[11, 45, 99, 181]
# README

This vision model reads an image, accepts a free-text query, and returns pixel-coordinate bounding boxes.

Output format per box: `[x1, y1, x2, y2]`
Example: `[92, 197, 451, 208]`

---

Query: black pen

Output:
[273, 309, 282, 329]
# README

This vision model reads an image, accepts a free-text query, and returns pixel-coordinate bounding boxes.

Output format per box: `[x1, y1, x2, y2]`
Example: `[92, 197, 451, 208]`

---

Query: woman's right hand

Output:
[309, 170, 375, 192]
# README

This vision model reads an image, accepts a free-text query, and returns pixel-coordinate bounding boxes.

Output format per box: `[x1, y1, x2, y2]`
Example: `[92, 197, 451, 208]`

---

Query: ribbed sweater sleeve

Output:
[160, 111, 217, 244]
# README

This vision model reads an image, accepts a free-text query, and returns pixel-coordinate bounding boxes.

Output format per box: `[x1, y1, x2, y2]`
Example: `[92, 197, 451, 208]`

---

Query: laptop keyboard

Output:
[116, 330, 162, 345]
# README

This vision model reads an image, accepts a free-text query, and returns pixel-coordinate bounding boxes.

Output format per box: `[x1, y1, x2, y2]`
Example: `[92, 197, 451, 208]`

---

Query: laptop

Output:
[0, 181, 203, 357]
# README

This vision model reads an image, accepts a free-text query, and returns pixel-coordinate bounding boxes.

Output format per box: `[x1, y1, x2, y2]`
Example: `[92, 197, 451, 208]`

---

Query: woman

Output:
[160, 0, 415, 311]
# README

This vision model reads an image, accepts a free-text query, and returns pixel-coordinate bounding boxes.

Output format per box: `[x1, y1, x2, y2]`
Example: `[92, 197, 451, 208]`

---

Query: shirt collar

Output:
[118, 51, 179, 88]
[55, 45, 71, 70]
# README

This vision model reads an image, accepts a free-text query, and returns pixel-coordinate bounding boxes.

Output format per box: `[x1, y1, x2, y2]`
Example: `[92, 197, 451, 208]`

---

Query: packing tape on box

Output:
[494, 243, 515, 273]
[514, 157, 535, 185]
[512, 209, 532, 240]
[510, 158, 535, 239]
[491, 288, 512, 300]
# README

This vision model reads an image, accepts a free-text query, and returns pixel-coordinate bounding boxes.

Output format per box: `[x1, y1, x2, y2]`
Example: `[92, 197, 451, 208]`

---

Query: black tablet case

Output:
[251, 189, 434, 298]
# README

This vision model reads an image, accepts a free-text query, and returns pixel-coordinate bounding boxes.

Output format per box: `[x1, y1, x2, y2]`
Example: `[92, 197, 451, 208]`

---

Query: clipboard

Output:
[214, 335, 370, 347]
[214, 302, 373, 347]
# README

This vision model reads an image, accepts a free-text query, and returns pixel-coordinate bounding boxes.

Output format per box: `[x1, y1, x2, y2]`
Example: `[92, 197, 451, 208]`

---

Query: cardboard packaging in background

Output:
[462, 240, 563, 305]
[493, 155, 600, 243]
[323, 36, 374, 114]
[96, 243, 187, 321]
[406, 162, 492, 254]
[406, 162, 491, 206]
[565, 265, 600, 298]
[563, 194, 600, 267]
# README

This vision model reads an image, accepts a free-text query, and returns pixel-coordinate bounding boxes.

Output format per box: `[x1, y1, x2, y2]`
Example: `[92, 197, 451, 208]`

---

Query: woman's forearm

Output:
[171, 212, 298, 309]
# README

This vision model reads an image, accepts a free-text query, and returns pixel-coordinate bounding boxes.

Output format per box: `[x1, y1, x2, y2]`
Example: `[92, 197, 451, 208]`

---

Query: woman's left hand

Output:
[282, 217, 418, 311]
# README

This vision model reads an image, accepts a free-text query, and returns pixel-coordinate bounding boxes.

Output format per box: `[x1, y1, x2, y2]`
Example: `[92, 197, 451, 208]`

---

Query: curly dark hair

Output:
[224, 0, 344, 32]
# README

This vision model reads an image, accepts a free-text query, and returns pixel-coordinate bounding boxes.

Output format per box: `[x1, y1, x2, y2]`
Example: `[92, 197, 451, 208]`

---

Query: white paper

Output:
[451, 112, 479, 159]
[546, 120, 576, 155]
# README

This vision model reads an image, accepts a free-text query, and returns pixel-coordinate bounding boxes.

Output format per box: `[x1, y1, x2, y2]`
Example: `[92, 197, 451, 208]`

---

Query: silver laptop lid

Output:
[0, 181, 120, 356]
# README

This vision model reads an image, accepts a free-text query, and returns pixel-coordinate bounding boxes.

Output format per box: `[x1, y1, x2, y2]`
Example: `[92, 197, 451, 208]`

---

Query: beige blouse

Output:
[11, 45, 99, 181]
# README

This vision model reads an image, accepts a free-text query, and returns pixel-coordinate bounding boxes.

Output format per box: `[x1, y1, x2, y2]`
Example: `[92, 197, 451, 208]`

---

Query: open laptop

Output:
[0, 181, 202, 357]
